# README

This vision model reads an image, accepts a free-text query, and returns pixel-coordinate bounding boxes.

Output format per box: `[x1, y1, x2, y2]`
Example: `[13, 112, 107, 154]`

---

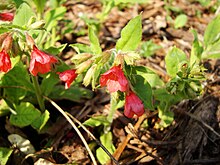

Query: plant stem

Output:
[32, 76, 45, 112]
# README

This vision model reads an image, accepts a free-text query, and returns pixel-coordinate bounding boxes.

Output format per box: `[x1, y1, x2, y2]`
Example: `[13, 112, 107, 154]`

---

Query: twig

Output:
[44, 96, 97, 165]
[111, 113, 147, 162]
[184, 111, 220, 138]
[66, 112, 120, 165]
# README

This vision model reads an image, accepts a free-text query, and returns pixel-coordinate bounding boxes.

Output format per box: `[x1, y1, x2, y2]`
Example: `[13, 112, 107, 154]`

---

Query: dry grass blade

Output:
[44, 96, 97, 165]
[66, 112, 120, 165]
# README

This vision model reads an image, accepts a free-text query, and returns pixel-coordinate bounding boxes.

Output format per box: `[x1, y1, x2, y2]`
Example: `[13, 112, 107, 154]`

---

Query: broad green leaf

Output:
[190, 29, 203, 66]
[89, 26, 102, 55]
[135, 66, 164, 87]
[96, 132, 115, 165]
[0, 100, 10, 117]
[69, 43, 92, 54]
[0, 147, 13, 165]
[1, 61, 33, 103]
[13, 3, 35, 27]
[116, 15, 142, 51]
[83, 116, 110, 127]
[154, 88, 182, 127]
[202, 39, 220, 59]
[10, 102, 41, 127]
[32, 0, 46, 14]
[41, 73, 60, 96]
[165, 47, 187, 77]
[45, 6, 66, 32]
[132, 75, 153, 109]
[31, 110, 50, 131]
[45, 44, 67, 55]
[174, 14, 187, 29]
[49, 85, 93, 102]
[158, 106, 174, 128]
[204, 14, 220, 47]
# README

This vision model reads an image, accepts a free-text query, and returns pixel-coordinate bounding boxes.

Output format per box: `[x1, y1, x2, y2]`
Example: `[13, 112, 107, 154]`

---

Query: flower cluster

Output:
[100, 65, 145, 118]
[0, 32, 77, 89]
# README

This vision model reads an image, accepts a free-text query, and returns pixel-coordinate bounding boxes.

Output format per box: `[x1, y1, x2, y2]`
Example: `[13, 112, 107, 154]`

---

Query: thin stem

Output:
[44, 96, 97, 165]
[31, 76, 45, 112]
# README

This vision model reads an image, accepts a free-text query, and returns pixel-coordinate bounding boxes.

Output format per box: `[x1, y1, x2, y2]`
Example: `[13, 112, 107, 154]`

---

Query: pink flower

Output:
[0, 49, 11, 73]
[100, 65, 128, 93]
[58, 69, 78, 89]
[124, 92, 145, 118]
[0, 12, 14, 21]
[29, 46, 58, 76]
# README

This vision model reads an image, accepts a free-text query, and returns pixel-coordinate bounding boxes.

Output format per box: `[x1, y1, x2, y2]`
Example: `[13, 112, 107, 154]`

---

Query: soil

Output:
[1, 0, 220, 165]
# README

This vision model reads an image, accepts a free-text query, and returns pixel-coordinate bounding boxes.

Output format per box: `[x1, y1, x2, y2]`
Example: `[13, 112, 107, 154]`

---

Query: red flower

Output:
[58, 69, 78, 89]
[0, 12, 14, 21]
[124, 92, 145, 118]
[29, 46, 58, 76]
[0, 49, 11, 73]
[100, 66, 128, 93]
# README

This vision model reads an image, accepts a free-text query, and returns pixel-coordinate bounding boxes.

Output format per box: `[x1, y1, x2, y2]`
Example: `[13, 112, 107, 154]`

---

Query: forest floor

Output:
[1, 0, 220, 165]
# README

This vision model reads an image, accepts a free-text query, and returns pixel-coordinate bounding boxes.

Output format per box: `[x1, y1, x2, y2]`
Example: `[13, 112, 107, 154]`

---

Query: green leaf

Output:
[154, 88, 182, 127]
[45, 44, 67, 55]
[0, 100, 10, 117]
[41, 73, 60, 96]
[1, 61, 34, 103]
[69, 43, 92, 54]
[13, 2, 35, 27]
[96, 132, 115, 165]
[49, 85, 93, 102]
[89, 26, 102, 55]
[202, 39, 220, 59]
[32, 0, 46, 14]
[204, 15, 220, 47]
[83, 116, 110, 127]
[116, 15, 142, 51]
[174, 14, 187, 29]
[158, 106, 174, 128]
[31, 110, 50, 131]
[0, 147, 13, 165]
[165, 47, 187, 77]
[132, 75, 153, 109]
[190, 29, 203, 66]
[45, 6, 66, 31]
[136, 66, 164, 87]
[10, 102, 41, 127]
[140, 40, 161, 57]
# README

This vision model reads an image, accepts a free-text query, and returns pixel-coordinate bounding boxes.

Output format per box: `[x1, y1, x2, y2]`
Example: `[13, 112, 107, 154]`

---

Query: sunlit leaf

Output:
[10, 102, 41, 127]
[0, 147, 13, 165]
[116, 15, 142, 51]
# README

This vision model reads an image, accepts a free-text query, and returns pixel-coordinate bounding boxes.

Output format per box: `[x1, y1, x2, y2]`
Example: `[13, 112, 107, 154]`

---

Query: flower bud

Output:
[2, 33, 13, 53]
[29, 20, 45, 29]
[11, 40, 21, 57]
[124, 52, 140, 65]
[0, 33, 9, 47]
[76, 60, 92, 74]
[26, 33, 35, 49]
[100, 51, 111, 63]
[72, 53, 92, 64]
[83, 64, 96, 87]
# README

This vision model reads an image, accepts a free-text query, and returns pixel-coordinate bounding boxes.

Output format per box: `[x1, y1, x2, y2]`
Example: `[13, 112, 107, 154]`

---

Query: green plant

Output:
[0, 0, 219, 164]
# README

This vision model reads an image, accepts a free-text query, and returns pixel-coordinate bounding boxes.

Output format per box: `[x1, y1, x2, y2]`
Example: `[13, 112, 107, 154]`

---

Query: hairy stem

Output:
[32, 76, 45, 112]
